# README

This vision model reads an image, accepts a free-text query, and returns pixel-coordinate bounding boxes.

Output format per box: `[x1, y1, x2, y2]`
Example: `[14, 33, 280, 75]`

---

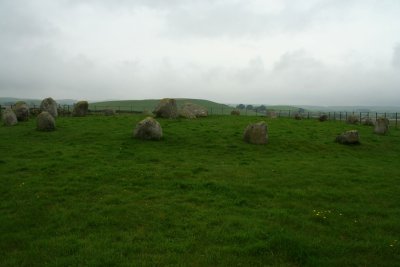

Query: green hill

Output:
[89, 98, 232, 112]
[0, 97, 42, 107]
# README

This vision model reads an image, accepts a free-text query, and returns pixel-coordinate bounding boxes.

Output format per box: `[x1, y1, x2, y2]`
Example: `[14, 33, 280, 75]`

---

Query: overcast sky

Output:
[1, 0, 399, 105]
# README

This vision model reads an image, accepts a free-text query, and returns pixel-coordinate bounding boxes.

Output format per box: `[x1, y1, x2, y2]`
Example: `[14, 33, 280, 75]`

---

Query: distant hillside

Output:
[89, 98, 231, 112]
[0, 97, 76, 106]
[298, 105, 400, 113]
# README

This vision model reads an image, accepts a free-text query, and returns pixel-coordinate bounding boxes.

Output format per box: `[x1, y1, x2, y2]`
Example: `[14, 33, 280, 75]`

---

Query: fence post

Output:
[384, 112, 386, 118]
[307, 112, 310, 119]
[359, 112, 362, 123]
[288, 110, 291, 118]
[345, 112, 347, 120]
[396, 112, 398, 128]
[376, 112, 378, 120]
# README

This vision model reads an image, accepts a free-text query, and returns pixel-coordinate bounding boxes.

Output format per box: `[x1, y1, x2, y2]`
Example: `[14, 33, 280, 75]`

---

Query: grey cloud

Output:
[274, 50, 323, 71]
[163, 0, 358, 38]
[393, 43, 400, 68]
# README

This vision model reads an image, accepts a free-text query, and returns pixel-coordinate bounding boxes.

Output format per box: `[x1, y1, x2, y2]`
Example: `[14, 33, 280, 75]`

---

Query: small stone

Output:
[104, 109, 115, 116]
[362, 117, 374, 126]
[294, 113, 302, 120]
[346, 115, 359, 124]
[231, 109, 240, 116]
[319, 114, 328, 122]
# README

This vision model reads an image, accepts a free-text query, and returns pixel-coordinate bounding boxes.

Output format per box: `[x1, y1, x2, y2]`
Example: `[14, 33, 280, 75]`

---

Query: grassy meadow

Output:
[0, 114, 399, 266]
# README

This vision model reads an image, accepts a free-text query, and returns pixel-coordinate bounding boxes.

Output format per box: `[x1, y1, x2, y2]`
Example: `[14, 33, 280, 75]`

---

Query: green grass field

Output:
[1, 115, 399, 266]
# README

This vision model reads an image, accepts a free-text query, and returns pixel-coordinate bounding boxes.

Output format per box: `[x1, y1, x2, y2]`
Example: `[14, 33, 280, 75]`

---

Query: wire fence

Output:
[1, 104, 398, 128]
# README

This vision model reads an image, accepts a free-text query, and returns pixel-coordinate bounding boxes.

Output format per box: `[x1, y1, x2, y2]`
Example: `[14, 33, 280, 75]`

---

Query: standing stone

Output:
[153, 98, 178, 118]
[72, 101, 89, 117]
[374, 117, 389, 135]
[319, 114, 328, 122]
[104, 109, 115, 116]
[335, 130, 360, 145]
[231, 109, 240, 116]
[346, 115, 359, 124]
[2, 108, 18, 126]
[294, 113, 302, 120]
[14, 101, 30, 121]
[37, 111, 56, 131]
[267, 111, 277, 118]
[133, 117, 163, 140]
[40, 97, 58, 118]
[362, 117, 374, 126]
[243, 121, 268, 144]
[179, 103, 208, 118]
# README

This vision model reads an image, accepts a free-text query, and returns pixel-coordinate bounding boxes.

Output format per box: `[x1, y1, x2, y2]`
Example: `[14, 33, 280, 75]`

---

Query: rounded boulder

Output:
[335, 130, 360, 145]
[153, 98, 178, 119]
[14, 101, 30, 121]
[72, 101, 89, 117]
[133, 117, 163, 140]
[179, 103, 208, 119]
[231, 109, 240, 116]
[243, 121, 268, 144]
[2, 109, 18, 126]
[37, 111, 56, 131]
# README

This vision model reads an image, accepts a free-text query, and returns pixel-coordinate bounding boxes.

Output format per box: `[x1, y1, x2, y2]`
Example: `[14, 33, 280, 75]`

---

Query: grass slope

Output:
[1, 115, 399, 266]
[89, 99, 231, 112]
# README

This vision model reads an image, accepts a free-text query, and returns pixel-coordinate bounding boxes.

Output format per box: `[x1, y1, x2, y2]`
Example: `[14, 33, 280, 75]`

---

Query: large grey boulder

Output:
[14, 101, 30, 121]
[335, 130, 360, 145]
[37, 111, 56, 131]
[133, 117, 163, 140]
[374, 117, 389, 135]
[179, 103, 208, 119]
[153, 98, 178, 118]
[243, 121, 268, 144]
[2, 109, 18, 126]
[72, 101, 89, 117]
[40, 97, 58, 118]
